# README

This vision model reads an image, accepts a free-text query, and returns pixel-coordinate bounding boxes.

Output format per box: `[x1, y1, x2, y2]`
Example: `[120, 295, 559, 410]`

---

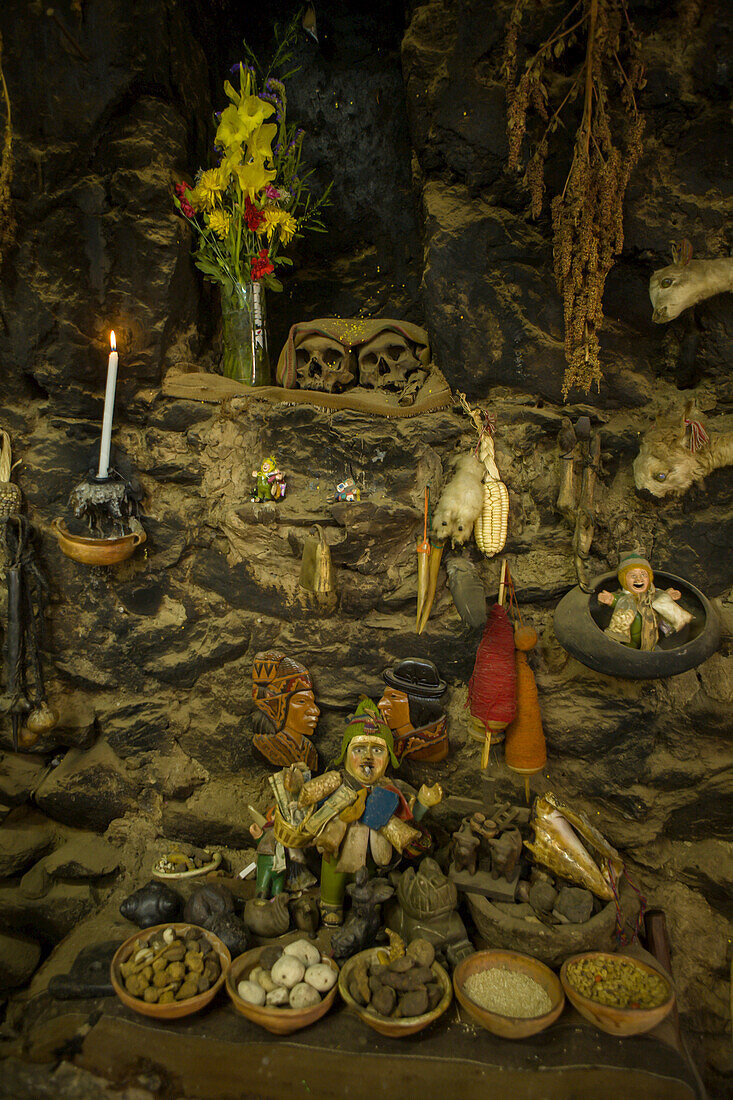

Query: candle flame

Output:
[110, 331, 116, 351]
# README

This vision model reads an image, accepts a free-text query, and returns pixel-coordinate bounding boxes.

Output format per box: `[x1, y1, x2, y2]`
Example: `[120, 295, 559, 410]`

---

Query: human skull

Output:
[357, 332, 421, 394]
[295, 335, 355, 393]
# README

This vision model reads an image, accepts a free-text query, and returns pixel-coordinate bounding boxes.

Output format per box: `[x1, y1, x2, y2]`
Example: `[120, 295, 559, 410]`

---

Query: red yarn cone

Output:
[468, 603, 517, 767]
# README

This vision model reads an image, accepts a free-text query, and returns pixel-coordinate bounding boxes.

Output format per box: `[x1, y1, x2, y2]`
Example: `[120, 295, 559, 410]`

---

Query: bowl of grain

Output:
[453, 949, 565, 1039]
[560, 951, 675, 1036]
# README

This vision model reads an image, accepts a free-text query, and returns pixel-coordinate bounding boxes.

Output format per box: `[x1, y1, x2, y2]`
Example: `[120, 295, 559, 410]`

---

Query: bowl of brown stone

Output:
[110, 922, 230, 1019]
[453, 949, 564, 1039]
[226, 941, 340, 1035]
[560, 951, 675, 1036]
[338, 939, 452, 1037]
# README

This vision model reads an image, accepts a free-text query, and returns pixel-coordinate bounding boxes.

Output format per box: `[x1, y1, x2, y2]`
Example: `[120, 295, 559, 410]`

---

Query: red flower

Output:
[175, 181, 192, 198]
[180, 201, 195, 219]
[251, 249, 274, 280]
[244, 197, 266, 231]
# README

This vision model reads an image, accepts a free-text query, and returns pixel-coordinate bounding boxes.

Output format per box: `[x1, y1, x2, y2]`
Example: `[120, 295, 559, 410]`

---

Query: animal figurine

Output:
[431, 454, 485, 547]
[290, 893, 320, 938]
[487, 828, 523, 881]
[252, 456, 286, 502]
[330, 867, 394, 962]
[450, 823, 480, 877]
[649, 240, 733, 323]
[634, 404, 733, 499]
[119, 880, 182, 928]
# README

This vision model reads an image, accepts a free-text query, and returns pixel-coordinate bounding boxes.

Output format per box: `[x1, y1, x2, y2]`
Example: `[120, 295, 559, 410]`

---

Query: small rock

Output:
[390, 955, 414, 973]
[0, 930, 41, 989]
[44, 836, 119, 880]
[371, 984, 396, 1016]
[425, 981, 443, 1010]
[529, 880, 558, 915]
[237, 979, 265, 1006]
[553, 886, 594, 924]
[406, 938, 435, 968]
[399, 988, 429, 1017]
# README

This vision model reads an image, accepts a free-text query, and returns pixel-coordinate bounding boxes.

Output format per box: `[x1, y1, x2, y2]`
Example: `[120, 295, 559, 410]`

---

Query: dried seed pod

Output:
[158, 990, 175, 1004]
[176, 981, 199, 1001]
[185, 951, 204, 973]
[143, 986, 160, 1003]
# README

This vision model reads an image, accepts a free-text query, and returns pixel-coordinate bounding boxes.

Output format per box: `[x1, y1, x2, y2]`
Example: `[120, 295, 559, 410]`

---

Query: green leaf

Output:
[275, 255, 293, 266]
[264, 274, 284, 292]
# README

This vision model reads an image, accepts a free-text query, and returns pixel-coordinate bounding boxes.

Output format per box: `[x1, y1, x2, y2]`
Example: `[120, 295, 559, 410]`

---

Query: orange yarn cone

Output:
[505, 626, 546, 796]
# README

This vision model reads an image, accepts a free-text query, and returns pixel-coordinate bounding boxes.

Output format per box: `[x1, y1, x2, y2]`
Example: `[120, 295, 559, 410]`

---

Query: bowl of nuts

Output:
[560, 951, 675, 1036]
[226, 940, 340, 1035]
[338, 939, 452, 1038]
[110, 922, 230, 1019]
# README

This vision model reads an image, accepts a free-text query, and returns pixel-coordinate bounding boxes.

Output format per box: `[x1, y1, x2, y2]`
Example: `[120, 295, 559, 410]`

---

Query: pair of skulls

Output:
[295, 331, 423, 394]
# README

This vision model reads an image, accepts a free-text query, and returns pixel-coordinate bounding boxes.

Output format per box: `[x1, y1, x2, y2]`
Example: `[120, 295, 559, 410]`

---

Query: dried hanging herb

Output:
[503, 0, 645, 397]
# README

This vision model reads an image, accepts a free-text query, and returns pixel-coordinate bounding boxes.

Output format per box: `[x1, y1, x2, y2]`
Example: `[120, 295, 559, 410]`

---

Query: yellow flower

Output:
[234, 155, 277, 200]
[207, 209, 230, 239]
[262, 209, 297, 246]
[216, 96, 275, 151]
[189, 167, 227, 213]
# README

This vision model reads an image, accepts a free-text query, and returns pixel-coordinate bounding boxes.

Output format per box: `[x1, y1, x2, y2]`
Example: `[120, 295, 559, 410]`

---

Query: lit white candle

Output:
[97, 331, 118, 479]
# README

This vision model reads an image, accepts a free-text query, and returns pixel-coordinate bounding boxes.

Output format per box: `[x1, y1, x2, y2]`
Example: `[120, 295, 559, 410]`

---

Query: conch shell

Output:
[524, 791, 623, 901]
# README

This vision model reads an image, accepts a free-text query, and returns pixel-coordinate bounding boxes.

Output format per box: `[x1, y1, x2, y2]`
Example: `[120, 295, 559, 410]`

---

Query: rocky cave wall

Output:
[0, 0, 731, 1094]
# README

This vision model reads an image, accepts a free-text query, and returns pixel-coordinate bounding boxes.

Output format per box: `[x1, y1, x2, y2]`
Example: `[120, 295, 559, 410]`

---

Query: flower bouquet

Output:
[174, 22, 330, 385]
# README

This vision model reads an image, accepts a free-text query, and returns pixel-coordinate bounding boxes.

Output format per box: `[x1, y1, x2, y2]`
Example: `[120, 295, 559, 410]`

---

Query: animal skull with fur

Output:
[633, 404, 733, 498]
[357, 332, 421, 394]
[295, 335, 355, 393]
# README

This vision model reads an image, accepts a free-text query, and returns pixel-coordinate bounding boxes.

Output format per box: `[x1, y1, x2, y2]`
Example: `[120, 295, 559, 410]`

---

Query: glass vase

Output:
[221, 281, 271, 386]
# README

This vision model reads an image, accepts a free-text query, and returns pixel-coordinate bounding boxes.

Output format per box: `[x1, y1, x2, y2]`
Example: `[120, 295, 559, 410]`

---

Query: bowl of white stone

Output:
[453, 949, 564, 1039]
[226, 939, 339, 1035]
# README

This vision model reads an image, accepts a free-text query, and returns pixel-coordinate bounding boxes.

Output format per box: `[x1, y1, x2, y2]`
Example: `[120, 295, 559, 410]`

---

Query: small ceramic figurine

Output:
[334, 477, 360, 502]
[251, 652, 320, 770]
[597, 554, 690, 651]
[252, 456, 286, 502]
[377, 658, 449, 764]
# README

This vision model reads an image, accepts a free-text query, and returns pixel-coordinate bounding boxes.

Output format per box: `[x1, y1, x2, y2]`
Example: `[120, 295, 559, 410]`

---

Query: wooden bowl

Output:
[52, 518, 145, 565]
[560, 951, 675, 1036]
[226, 946, 339, 1035]
[453, 949, 564, 1039]
[110, 922, 230, 1020]
[338, 947, 452, 1038]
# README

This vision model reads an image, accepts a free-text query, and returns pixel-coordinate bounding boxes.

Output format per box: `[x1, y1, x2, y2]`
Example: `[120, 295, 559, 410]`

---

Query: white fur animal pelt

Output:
[432, 454, 485, 546]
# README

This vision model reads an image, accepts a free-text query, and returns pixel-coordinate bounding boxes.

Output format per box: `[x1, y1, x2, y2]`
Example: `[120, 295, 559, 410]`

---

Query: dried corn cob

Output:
[456, 393, 509, 558]
[474, 476, 509, 556]
[0, 429, 21, 520]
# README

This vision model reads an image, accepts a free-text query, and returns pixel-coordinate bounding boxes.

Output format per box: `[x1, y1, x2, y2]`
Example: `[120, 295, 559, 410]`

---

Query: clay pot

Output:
[52, 518, 145, 566]
[244, 893, 290, 938]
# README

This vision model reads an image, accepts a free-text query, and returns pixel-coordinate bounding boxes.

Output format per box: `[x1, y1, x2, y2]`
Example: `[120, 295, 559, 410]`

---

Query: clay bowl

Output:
[226, 946, 339, 1035]
[338, 947, 452, 1038]
[560, 951, 675, 1037]
[110, 922, 230, 1020]
[52, 518, 146, 566]
[152, 851, 222, 880]
[453, 949, 564, 1039]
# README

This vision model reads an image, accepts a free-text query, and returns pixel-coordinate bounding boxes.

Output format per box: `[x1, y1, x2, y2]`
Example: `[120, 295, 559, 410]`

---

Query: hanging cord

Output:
[503, 563, 525, 628]
[608, 859, 647, 947]
[684, 416, 709, 453]
[4, 516, 49, 705]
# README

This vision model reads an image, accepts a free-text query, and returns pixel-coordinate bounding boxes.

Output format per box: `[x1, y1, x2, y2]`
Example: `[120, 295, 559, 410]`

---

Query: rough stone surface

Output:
[0, 810, 55, 878]
[44, 836, 120, 881]
[0, 932, 42, 992]
[0, 0, 731, 1094]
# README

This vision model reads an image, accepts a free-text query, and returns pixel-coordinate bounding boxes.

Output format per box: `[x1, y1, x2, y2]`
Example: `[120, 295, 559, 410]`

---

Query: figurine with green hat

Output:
[280, 698, 443, 927]
[598, 553, 682, 650]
